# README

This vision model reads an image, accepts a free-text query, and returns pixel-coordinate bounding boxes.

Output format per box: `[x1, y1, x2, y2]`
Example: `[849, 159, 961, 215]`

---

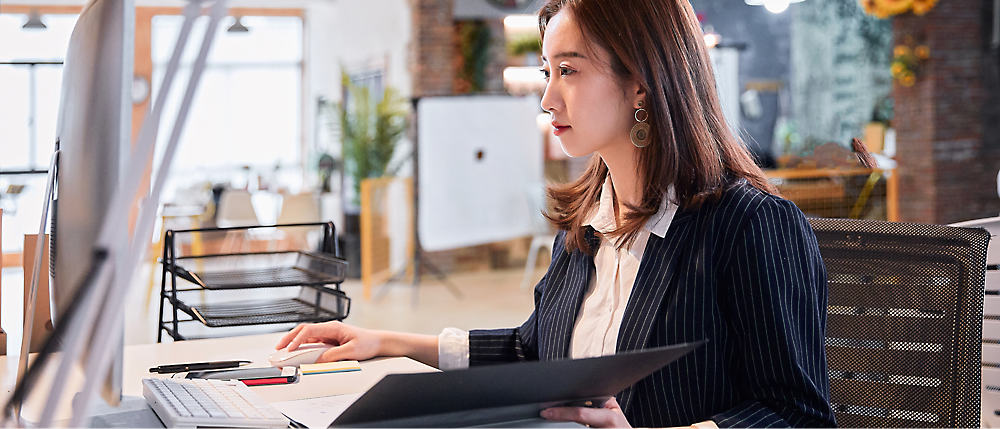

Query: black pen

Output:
[149, 360, 252, 374]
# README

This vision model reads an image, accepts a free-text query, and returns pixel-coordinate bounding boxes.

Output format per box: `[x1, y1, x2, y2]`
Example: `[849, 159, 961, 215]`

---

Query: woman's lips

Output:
[553, 125, 571, 136]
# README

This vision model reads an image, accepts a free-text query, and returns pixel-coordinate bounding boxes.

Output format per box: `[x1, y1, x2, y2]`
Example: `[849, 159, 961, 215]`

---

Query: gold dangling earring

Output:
[630, 101, 651, 148]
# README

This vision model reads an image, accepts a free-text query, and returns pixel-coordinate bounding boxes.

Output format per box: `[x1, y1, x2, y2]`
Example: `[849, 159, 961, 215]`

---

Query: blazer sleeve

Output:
[467, 232, 568, 365]
[711, 198, 836, 428]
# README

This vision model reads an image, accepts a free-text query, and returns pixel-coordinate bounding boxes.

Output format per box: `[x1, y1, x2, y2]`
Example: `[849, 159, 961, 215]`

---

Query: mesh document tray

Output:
[176, 288, 351, 328]
[169, 251, 347, 290]
[809, 218, 989, 428]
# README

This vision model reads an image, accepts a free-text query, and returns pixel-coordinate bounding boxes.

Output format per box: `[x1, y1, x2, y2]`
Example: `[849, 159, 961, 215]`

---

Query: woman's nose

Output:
[541, 82, 561, 113]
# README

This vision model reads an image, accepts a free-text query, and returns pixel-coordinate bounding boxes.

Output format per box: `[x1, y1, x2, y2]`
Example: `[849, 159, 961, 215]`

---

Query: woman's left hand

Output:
[540, 397, 631, 428]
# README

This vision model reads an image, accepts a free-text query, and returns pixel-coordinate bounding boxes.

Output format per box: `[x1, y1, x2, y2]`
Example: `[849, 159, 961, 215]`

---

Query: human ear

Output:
[628, 79, 647, 109]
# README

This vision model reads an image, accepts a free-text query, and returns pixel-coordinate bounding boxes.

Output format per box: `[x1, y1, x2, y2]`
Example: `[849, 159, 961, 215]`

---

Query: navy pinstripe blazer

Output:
[468, 181, 836, 428]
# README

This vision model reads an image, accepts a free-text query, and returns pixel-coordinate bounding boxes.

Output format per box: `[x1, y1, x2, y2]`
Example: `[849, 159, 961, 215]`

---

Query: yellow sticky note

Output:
[300, 360, 361, 375]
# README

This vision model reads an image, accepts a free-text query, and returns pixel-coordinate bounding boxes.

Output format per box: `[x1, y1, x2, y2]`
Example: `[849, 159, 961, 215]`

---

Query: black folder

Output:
[330, 341, 705, 428]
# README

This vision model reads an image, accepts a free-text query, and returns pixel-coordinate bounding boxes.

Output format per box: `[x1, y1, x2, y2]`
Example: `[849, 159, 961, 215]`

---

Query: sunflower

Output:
[911, 0, 938, 15]
[915, 45, 930, 60]
[873, 0, 914, 16]
[899, 71, 916, 87]
[894, 45, 912, 58]
[859, 0, 879, 16]
[890, 63, 906, 77]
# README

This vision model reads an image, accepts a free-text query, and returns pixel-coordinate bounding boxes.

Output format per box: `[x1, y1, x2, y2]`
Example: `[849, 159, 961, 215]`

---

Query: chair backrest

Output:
[216, 189, 259, 228]
[276, 193, 321, 250]
[810, 218, 989, 428]
[277, 193, 321, 225]
[950, 216, 1000, 427]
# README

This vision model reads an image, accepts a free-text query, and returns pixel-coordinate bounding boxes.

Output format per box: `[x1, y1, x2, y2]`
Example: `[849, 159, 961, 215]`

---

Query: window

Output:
[151, 15, 304, 200]
[0, 13, 78, 253]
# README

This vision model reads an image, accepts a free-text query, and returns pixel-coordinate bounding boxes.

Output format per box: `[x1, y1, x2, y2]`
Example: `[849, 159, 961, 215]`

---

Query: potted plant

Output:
[334, 72, 408, 277]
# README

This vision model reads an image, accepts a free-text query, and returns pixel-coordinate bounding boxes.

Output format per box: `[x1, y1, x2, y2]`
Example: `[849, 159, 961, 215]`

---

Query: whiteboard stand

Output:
[371, 98, 463, 308]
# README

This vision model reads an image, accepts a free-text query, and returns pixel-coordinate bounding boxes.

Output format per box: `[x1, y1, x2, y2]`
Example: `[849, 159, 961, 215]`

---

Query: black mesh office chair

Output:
[810, 218, 990, 428]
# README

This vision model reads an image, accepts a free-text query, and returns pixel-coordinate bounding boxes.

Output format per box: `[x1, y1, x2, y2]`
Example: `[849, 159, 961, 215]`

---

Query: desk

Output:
[2, 332, 436, 423]
[126, 333, 435, 402]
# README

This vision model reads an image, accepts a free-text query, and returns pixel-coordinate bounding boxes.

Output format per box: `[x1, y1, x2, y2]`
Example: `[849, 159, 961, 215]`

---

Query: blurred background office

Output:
[1, 0, 998, 350]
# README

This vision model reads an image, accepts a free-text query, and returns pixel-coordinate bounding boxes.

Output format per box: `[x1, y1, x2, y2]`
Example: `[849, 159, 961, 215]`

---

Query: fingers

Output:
[289, 321, 349, 352]
[318, 343, 355, 363]
[287, 325, 316, 351]
[275, 324, 305, 350]
[602, 397, 622, 411]
[541, 406, 630, 428]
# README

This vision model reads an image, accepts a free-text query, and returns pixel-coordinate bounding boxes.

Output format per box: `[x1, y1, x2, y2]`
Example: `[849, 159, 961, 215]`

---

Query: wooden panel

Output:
[0, 208, 4, 355]
[0, 5, 83, 14]
[133, 6, 303, 17]
[1, 252, 19, 268]
[22, 234, 53, 353]
[765, 167, 879, 180]
[360, 177, 413, 299]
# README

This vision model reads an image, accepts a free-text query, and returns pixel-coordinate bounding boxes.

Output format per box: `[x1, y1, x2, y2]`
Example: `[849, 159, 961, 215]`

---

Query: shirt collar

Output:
[584, 176, 677, 239]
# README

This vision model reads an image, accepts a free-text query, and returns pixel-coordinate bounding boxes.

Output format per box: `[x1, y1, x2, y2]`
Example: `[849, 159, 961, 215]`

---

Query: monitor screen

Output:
[51, 0, 133, 405]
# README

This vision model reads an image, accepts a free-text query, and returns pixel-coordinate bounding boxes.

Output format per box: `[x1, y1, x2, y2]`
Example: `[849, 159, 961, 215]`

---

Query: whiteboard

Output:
[417, 96, 543, 251]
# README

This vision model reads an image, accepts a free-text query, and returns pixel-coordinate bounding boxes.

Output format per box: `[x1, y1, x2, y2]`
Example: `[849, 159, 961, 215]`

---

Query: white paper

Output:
[271, 392, 363, 429]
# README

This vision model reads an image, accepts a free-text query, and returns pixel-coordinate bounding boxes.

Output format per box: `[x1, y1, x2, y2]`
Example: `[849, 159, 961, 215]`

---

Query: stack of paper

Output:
[299, 360, 361, 375]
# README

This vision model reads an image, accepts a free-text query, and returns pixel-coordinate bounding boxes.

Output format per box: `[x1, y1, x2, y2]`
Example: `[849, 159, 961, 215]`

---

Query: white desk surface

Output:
[126, 332, 437, 403]
[0, 332, 436, 422]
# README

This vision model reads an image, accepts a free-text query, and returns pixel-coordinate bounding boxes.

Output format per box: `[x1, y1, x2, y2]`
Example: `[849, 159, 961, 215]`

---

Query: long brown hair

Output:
[540, 0, 778, 254]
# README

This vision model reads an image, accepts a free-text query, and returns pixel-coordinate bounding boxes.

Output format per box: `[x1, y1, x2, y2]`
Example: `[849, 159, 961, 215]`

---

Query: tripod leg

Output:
[416, 255, 463, 299]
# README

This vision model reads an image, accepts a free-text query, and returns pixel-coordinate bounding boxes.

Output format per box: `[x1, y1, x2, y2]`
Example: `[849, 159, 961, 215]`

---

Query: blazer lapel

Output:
[615, 209, 694, 410]
[538, 228, 598, 361]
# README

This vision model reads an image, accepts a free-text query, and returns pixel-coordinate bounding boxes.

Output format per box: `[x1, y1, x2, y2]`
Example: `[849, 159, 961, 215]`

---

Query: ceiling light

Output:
[764, 0, 790, 13]
[22, 9, 47, 30]
[744, 0, 803, 13]
[227, 16, 249, 33]
[503, 15, 537, 31]
[704, 33, 719, 48]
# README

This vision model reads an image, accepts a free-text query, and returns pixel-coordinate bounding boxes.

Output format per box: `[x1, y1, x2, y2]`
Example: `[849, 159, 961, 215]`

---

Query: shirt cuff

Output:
[437, 327, 470, 370]
[691, 420, 720, 429]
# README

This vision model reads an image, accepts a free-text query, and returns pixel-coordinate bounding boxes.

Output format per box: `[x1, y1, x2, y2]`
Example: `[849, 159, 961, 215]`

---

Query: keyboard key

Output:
[142, 378, 287, 428]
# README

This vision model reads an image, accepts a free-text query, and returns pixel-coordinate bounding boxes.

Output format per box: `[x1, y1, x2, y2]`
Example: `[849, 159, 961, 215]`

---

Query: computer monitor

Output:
[50, 0, 133, 405]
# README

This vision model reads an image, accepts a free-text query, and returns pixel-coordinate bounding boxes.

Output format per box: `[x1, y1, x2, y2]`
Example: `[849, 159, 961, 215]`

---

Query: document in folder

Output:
[331, 341, 705, 428]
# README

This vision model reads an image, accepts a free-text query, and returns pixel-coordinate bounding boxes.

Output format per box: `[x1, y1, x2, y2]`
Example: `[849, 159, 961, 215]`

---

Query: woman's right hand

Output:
[275, 321, 382, 363]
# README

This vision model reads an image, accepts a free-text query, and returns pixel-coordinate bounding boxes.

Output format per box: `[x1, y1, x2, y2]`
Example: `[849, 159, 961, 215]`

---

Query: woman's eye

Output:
[540, 68, 550, 80]
[559, 67, 575, 76]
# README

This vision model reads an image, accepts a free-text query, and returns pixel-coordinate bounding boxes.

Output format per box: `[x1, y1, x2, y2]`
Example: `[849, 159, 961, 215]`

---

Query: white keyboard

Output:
[142, 377, 289, 428]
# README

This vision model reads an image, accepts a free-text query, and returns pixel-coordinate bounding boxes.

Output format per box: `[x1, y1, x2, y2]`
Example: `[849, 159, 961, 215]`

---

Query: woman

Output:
[277, 0, 836, 427]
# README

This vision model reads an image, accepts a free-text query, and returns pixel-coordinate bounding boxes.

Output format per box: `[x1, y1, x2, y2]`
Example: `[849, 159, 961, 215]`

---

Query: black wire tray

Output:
[177, 291, 350, 328]
[168, 251, 347, 290]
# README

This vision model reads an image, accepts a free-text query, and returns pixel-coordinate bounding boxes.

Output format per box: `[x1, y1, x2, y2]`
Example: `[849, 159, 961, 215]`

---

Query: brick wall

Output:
[411, 1, 527, 272]
[412, 0, 454, 97]
[484, 19, 507, 93]
[893, 0, 1000, 224]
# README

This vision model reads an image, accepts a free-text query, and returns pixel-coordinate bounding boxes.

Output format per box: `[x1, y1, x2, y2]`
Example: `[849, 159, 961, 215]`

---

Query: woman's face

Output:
[540, 10, 638, 158]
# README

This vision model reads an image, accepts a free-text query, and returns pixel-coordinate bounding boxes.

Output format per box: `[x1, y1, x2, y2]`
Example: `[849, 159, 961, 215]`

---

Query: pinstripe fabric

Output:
[469, 181, 835, 428]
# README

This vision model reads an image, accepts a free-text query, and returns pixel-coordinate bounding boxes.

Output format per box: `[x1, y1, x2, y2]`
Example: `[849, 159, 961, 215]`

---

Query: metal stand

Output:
[372, 97, 462, 307]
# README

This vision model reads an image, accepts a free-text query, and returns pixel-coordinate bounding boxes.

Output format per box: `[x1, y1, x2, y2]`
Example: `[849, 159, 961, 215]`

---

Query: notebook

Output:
[330, 341, 705, 428]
